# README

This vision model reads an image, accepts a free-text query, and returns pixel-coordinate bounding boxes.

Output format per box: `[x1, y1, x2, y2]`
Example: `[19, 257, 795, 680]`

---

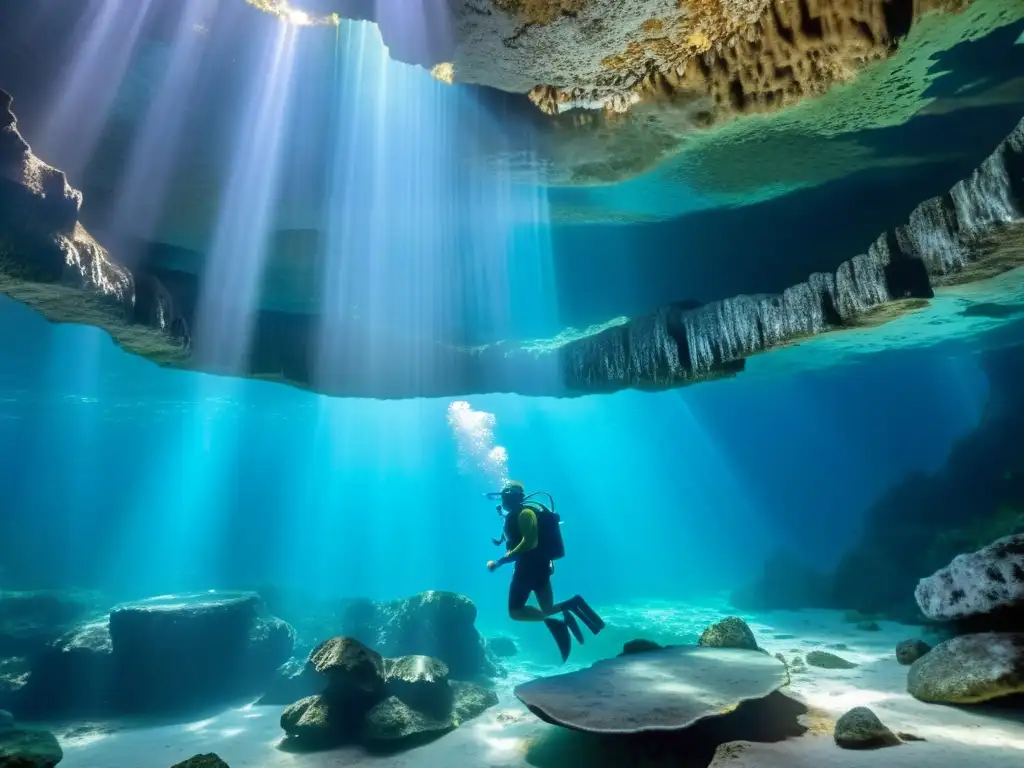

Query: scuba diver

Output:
[485, 480, 605, 662]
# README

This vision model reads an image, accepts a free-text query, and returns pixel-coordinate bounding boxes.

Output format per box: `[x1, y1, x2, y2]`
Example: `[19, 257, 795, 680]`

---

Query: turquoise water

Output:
[0, 291, 989, 623]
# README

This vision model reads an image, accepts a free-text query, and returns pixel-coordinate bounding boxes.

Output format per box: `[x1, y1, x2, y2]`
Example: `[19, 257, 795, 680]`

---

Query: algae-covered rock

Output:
[384, 655, 451, 718]
[280, 695, 344, 747]
[834, 706, 901, 749]
[362, 679, 498, 744]
[698, 617, 758, 651]
[896, 639, 931, 666]
[0, 724, 63, 767]
[170, 755, 230, 768]
[362, 695, 454, 743]
[451, 681, 498, 726]
[907, 633, 1024, 704]
[309, 637, 385, 698]
[620, 639, 664, 656]
[806, 650, 858, 669]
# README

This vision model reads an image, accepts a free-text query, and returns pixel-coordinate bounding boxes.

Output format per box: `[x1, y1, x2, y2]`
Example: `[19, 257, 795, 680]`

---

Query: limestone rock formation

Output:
[915, 534, 1024, 621]
[514, 645, 788, 733]
[698, 617, 759, 651]
[0, 91, 189, 368]
[907, 632, 1024, 703]
[833, 706, 901, 749]
[1, 91, 1023, 398]
[895, 638, 931, 666]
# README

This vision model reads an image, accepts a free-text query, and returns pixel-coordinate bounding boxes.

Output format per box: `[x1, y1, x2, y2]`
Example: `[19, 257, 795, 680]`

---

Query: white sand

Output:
[52, 605, 1024, 768]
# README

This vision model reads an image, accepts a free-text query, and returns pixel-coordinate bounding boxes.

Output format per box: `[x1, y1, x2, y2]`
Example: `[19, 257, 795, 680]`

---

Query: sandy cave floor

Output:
[48, 605, 1024, 767]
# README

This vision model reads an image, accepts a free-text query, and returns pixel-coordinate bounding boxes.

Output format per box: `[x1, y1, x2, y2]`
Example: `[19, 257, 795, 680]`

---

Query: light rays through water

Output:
[193, 19, 299, 374]
[105, 0, 211, 255]
[35, 0, 156, 180]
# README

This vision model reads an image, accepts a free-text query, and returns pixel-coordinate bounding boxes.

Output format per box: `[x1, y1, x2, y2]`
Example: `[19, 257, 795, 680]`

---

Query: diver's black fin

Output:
[566, 595, 606, 635]
[563, 609, 584, 644]
[544, 617, 572, 662]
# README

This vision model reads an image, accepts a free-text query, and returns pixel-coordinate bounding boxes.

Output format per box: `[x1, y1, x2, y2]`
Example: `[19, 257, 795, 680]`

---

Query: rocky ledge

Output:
[1, 87, 1022, 398]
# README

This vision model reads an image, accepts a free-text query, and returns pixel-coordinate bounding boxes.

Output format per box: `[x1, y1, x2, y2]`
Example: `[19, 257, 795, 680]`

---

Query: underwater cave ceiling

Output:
[2, 81, 1024, 398]
[0, 0, 1023, 398]
[281, 0, 1024, 187]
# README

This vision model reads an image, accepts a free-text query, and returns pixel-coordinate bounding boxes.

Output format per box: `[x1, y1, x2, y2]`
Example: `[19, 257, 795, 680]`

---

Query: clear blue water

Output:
[0, 292, 989, 622]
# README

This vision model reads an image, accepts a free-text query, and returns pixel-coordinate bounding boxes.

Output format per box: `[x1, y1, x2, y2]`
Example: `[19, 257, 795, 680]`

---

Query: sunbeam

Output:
[104, 0, 211, 256]
[193, 19, 299, 374]
[35, 0, 156, 181]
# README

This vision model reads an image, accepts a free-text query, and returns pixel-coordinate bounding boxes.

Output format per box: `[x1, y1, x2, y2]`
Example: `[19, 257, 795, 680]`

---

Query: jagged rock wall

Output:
[0, 90, 190, 365]
[0, 85, 1022, 398]
[558, 113, 1024, 392]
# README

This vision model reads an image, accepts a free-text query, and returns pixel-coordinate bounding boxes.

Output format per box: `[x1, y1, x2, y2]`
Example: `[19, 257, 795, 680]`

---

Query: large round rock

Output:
[915, 534, 1024, 621]
[515, 645, 787, 734]
[908, 632, 1024, 704]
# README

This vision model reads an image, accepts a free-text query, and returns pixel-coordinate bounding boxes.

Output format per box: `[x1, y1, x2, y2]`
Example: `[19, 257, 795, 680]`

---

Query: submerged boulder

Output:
[806, 650, 858, 670]
[280, 695, 347, 747]
[514, 646, 787, 734]
[896, 639, 931, 666]
[362, 680, 497, 745]
[279, 639, 496, 750]
[384, 655, 452, 718]
[907, 632, 1024, 704]
[339, 592, 491, 679]
[107, 591, 294, 713]
[309, 637, 386, 698]
[0, 589, 102, 658]
[170, 756, 229, 768]
[698, 617, 759, 651]
[13, 619, 114, 717]
[834, 707, 901, 749]
[915, 534, 1024, 621]
[0, 723, 63, 767]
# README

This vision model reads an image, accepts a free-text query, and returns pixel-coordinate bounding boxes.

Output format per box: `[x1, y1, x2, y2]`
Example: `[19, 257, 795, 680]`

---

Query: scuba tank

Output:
[490, 490, 565, 561]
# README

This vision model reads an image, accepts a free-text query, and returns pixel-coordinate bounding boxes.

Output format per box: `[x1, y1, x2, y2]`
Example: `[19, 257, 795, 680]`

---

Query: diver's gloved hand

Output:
[487, 560, 500, 572]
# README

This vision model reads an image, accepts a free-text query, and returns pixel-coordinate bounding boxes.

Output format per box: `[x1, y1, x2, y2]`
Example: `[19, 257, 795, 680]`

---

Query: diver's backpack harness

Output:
[492, 491, 565, 561]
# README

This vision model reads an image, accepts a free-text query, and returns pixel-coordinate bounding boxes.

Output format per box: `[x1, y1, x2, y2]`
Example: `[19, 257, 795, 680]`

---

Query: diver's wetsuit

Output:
[504, 506, 551, 612]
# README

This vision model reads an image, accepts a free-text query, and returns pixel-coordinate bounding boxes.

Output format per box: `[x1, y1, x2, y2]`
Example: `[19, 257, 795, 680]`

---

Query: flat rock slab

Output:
[514, 646, 787, 734]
